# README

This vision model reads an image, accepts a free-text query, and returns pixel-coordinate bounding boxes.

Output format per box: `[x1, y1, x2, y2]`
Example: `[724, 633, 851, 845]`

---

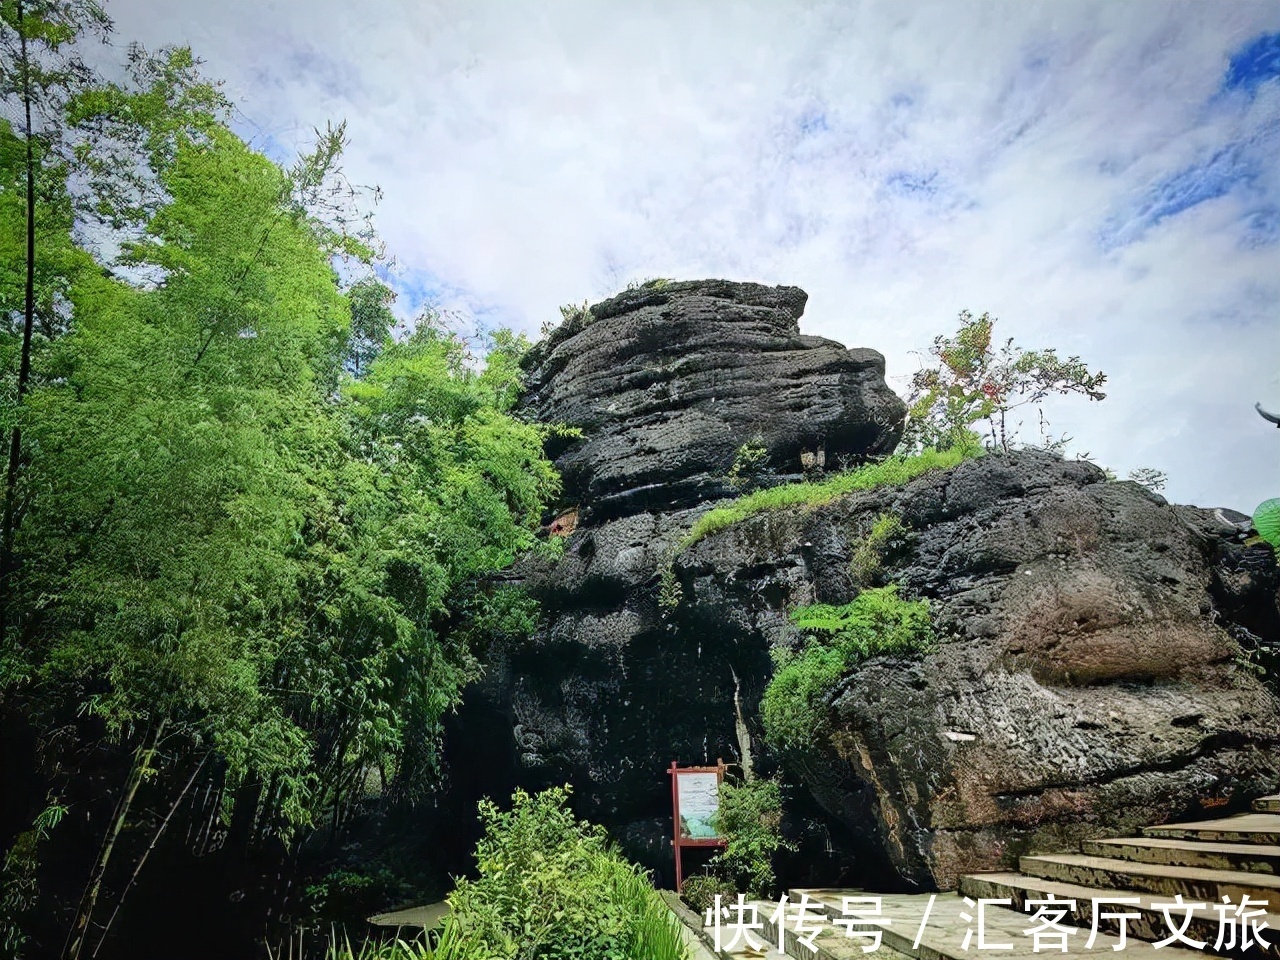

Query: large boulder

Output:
[519, 279, 907, 521]
[675, 449, 1280, 888]
[448, 279, 1280, 892]
[445, 281, 906, 879]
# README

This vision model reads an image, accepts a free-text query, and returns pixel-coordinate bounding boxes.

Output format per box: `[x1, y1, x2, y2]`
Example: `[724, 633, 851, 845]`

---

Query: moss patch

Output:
[680, 442, 981, 550]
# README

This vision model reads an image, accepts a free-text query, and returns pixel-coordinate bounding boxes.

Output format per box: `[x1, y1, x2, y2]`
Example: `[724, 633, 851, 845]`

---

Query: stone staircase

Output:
[690, 795, 1280, 960]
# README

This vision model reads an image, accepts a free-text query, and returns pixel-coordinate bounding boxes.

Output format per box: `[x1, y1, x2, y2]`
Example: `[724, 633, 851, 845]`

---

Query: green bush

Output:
[762, 587, 934, 751]
[447, 786, 687, 960]
[680, 443, 980, 550]
[849, 513, 910, 586]
[708, 778, 792, 900]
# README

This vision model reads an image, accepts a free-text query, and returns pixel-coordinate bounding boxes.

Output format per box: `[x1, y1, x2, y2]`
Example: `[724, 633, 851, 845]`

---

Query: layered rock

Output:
[519, 279, 906, 520]
[448, 281, 906, 878]
[675, 449, 1280, 888]
[451, 278, 1280, 890]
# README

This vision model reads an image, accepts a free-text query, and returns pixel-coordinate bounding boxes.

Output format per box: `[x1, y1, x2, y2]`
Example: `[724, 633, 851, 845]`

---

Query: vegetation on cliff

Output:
[762, 587, 935, 751]
[680, 441, 982, 550]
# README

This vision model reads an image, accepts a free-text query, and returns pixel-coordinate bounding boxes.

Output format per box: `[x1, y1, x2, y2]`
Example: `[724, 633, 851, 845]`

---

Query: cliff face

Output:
[519, 279, 906, 521]
[675, 449, 1280, 888]
[449, 279, 1280, 888]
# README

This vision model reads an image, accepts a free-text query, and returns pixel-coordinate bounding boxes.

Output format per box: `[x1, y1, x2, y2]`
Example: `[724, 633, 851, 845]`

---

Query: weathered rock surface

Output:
[519, 279, 906, 521]
[447, 281, 904, 882]
[676, 449, 1280, 889]
[451, 278, 1280, 891]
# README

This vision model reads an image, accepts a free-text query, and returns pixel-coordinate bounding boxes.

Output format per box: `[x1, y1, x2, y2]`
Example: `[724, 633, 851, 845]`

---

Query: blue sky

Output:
[107, 1, 1280, 513]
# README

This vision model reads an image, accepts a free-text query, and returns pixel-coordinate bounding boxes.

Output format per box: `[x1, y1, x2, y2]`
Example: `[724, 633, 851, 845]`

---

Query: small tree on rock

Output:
[902, 310, 1107, 454]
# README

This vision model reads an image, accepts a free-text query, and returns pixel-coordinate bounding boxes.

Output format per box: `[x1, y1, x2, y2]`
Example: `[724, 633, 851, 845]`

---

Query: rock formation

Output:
[448, 280, 905, 877]
[519, 279, 906, 521]
[449, 278, 1280, 890]
[676, 449, 1280, 888]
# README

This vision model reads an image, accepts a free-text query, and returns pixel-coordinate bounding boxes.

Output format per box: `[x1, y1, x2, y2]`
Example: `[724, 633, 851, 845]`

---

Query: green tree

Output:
[902, 310, 1107, 454]
[3, 95, 557, 956]
[0, 0, 109, 634]
[345, 276, 397, 377]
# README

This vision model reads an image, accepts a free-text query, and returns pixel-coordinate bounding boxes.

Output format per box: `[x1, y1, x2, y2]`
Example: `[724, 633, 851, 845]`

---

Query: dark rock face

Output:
[452, 278, 1280, 891]
[519, 279, 906, 521]
[676, 450, 1280, 888]
[448, 281, 905, 881]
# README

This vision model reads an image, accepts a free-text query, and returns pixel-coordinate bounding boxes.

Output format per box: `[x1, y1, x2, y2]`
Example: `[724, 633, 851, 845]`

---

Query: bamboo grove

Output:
[0, 3, 560, 956]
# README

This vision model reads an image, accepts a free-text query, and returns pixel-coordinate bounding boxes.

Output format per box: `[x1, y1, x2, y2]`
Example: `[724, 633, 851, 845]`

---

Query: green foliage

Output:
[681, 442, 981, 549]
[2, 75, 559, 950]
[707, 778, 791, 900]
[1254, 499, 1280, 551]
[762, 587, 934, 751]
[658, 564, 683, 611]
[0, 119, 95, 390]
[726, 439, 770, 493]
[447, 786, 687, 960]
[849, 513, 910, 587]
[0, 14, 565, 956]
[1127, 467, 1168, 493]
[0, 798, 67, 957]
[903, 310, 1106, 454]
[345, 277, 397, 377]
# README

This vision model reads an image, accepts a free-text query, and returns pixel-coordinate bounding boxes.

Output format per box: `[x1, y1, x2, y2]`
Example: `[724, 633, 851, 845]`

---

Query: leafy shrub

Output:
[709, 778, 792, 899]
[678, 874, 736, 916]
[902, 310, 1106, 454]
[681, 443, 981, 550]
[1254, 498, 1280, 551]
[726, 439, 771, 492]
[447, 786, 687, 960]
[849, 513, 910, 586]
[762, 587, 934, 751]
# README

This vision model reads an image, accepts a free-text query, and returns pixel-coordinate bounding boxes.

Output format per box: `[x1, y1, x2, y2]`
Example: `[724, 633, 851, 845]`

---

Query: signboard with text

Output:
[668, 760, 727, 891]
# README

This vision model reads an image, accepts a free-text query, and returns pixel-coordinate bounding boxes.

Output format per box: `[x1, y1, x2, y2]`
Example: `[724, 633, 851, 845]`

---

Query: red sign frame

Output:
[667, 759, 727, 892]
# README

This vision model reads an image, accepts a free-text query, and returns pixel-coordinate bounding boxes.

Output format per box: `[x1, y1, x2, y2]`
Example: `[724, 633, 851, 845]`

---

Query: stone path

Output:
[687, 794, 1280, 960]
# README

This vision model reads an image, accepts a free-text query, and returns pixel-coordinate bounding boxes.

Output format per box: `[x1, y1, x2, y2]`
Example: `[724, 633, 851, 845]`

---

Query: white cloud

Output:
[103, 0, 1280, 512]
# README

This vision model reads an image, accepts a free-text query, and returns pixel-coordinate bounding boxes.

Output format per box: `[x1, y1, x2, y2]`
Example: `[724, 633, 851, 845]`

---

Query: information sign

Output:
[667, 759, 727, 891]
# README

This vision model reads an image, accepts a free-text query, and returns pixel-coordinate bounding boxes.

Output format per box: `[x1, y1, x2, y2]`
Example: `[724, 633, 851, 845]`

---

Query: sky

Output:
[104, 0, 1280, 513]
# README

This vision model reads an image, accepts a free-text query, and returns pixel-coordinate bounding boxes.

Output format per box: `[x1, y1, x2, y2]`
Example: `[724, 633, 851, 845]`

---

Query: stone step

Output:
[1257, 796, 1280, 814]
[754, 897, 909, 960]
[696, 895, 898, 960]
[1144, 812, 1280, 845]
[1020, 853, 1280, 906]
[959, 872, 1278, 958]
[1082, 836, 1280, 875]
[785, 888, 1224, 959]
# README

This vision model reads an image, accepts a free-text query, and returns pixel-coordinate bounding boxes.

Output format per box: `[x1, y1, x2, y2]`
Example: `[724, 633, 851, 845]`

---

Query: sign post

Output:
[667, 759, 727, 892]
